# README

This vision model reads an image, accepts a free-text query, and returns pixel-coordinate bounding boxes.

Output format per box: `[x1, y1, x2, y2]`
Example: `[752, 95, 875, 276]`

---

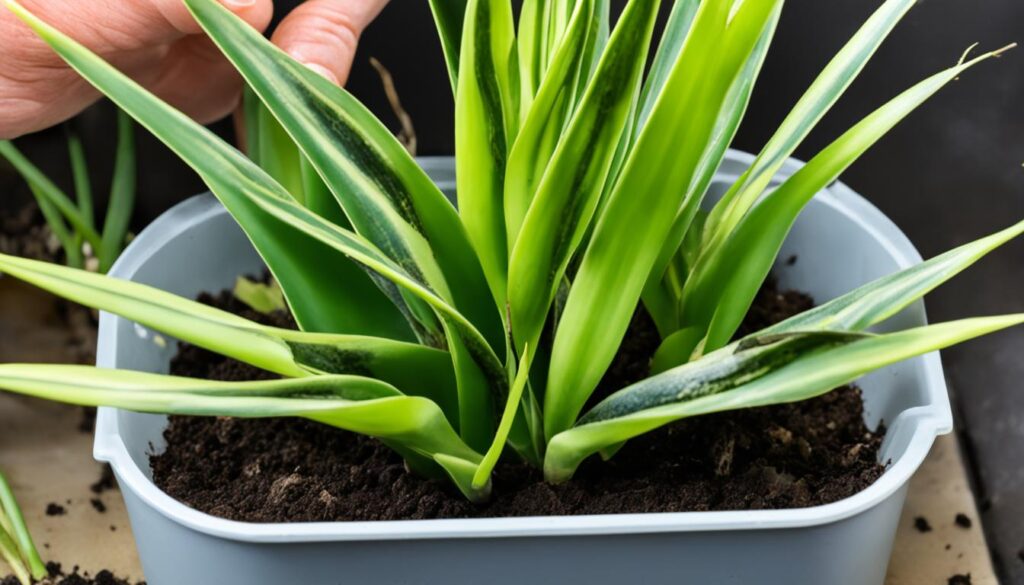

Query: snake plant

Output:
[0, 471, 46, 585]
[0, 111, 136, 273]
[0, 0, 1018, 502]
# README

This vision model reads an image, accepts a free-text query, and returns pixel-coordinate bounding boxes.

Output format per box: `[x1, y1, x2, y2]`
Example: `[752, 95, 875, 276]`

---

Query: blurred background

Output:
[2, 0, 1022, 580]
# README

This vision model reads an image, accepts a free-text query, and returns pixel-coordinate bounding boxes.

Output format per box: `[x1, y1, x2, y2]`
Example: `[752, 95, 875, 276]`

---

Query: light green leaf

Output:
[429, 0, 469, 93]
[508, 0, 660, 356]
[545, 0, 782, 439]
[456, 0, 519, 311]
[516, 0, 544, 104]
[684, 46, 1014, 354]
[765, 218, 1024, 335]
[0, 253, 458, 415]
[0, 525, 30, 585]
[545, 315, 1024, 482]
[233, 275, 286, 315]
[642, 5, 781, 336]
[504, 0, 594, 246]
[635, 0, 699, 133]
[0, 473, 45, 582]
[256, 103, 305, 203]
[473, 344, 531, 487]
[66, 127, 94, 263]
[702, 0, 917, 246]
[0, 365, 488, 502]
[97, 110, 136, 273]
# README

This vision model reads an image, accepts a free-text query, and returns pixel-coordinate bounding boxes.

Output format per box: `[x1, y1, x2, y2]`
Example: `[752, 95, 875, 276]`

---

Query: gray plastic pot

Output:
[94, 152, 951, 585]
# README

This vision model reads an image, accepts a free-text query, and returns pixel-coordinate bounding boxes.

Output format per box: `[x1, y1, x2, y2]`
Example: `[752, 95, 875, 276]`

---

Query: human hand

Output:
[0, 0, 389, 139]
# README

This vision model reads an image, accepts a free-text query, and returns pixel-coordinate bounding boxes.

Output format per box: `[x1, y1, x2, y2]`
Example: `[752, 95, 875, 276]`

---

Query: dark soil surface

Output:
[151, 279, 886, 522]
[1, 562, 144, 585]
[0, 203, 98, 365]
[0, 204, 61, 264]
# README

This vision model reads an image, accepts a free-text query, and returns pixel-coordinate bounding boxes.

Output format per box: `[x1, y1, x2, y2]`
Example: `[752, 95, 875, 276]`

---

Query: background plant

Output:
[0, 470, 46, 585]
[0, 0, 1018, 502]
[0, 112, 136, 273]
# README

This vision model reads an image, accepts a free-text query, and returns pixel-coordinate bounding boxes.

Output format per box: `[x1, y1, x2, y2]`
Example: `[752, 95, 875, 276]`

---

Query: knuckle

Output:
[287, 2, 361, 51]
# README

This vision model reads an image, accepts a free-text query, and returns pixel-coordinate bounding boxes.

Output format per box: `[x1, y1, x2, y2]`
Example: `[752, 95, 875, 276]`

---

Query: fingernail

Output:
[301, 62, 340, 86]
[223, 0, 256, 8]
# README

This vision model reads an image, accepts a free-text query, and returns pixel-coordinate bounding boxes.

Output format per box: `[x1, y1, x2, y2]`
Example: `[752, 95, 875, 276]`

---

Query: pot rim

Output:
[94, 150, 952, 543]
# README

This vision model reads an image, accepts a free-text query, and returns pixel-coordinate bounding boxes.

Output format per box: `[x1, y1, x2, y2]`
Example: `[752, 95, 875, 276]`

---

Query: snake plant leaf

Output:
[642, 6, 781, 336]
[764, 219, 1024, 336]
[429, 0, 469, 93]
[0, 140, 100, 250]
[456, 0, 519, 310]
[97, 110, 136, 273]
[702, 0, 916, 246]
[244, 89, 347, 227]
[517, 0, 544, 104]
[545, 315, 1024, 482]
[545, 0, 782, 439]
[635, 0, 699, 133]
[0, 253, 459, 414]
[507, 0, 660, 356]
[183, 0, 503, 354]
[239, 188, 521, 454]
[0, 366, 489, 502]
[504, 0, 593, 247]
[572, 0, 610, 104]
[5, 0, 414, 341]
[473, 345, 531, 488]
[234, 275, 287, 315]
[684, 46, 1013, 355]
[255, 103, 305, 204]
[0, 474, 45, 583]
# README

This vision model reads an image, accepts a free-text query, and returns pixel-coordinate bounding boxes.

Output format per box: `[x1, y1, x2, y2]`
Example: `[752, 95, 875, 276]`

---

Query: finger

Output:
[149, 0, 274, 40]
[10, 0, 272, 51]
[147, 36, 247, 125]
[0, 0, 273, 138]
[271, 0, 389, 85]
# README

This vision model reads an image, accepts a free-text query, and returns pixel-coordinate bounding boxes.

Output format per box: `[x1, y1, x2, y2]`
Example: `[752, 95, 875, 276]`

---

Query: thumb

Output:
[271, 0, 389, 85]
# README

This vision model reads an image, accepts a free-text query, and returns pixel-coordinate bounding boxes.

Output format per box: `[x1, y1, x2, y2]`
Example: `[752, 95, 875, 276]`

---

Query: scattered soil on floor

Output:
[89, 465, 117, 496]
[954, 512, 972, 529]
[947, 574, 972, 585]
[1, 562, 145, 585]
[915, 516, 933, 533]
[44, 503, 66, 517]
[151, 279, 886, 522]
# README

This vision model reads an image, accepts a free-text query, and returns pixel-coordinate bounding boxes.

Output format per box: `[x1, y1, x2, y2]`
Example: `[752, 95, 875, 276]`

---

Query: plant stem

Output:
[0, 473, 47, 581]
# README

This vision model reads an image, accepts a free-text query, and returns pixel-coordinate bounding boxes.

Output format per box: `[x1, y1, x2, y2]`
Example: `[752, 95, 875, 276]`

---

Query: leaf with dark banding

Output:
[545, 0, 781, 440]
[545, 315, 1024, 482]
[507, 0, 660, 357]
[456, 0, 519, 312]
[184, 0, 503, 355]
